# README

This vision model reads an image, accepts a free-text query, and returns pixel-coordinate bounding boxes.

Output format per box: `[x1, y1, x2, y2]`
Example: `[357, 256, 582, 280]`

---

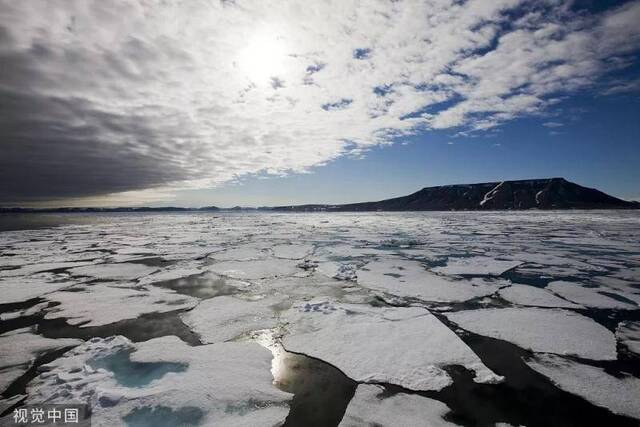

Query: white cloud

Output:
[1, 0, 640, 202]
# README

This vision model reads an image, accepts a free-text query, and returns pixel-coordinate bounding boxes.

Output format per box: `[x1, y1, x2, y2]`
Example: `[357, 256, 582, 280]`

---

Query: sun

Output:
[238, 31, 289, 84]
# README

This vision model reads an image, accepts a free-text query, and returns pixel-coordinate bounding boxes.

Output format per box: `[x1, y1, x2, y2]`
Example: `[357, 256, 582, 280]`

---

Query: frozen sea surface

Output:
[1, 211, 640, 426]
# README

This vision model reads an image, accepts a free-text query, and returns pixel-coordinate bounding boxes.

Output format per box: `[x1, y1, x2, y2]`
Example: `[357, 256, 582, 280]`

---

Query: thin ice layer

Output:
[526, 354, 640, 420]
[446, 307, 617, 360]
[44, 284, 198, 327]
[357, 258, 507, 302]
[26, 335, 292, 427]
[180, 295, 280, 343]
[283, 301, 502, 391]
[338, 384, 456, 427]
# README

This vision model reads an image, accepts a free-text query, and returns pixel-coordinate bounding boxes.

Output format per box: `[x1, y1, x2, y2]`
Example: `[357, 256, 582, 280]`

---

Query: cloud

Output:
[1, 0, 640, 203]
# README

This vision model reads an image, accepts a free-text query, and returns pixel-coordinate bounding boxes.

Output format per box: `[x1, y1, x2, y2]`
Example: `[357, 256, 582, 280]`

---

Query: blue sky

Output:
[175, 84, 640, 207]
[1, 0, 639, 207]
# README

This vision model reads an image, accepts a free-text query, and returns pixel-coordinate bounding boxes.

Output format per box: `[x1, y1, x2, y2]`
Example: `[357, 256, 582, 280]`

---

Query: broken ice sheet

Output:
[546, 281, 638, 310]
[206, 258, 300, 280]
[446, 307, 617, 360]
[357, 258, 508, 303]
[43, 284, 198, 327]
[339, 384, 456, 427]
[180, 295, 281, 343]
[25, 335, 292, 426]
[0, 274, 78, 304]
[616, 321, 640, 356]
[282, 301, 502, 391]
[272, 243, 314, 259]
[525, 354, 640, 420]
[67, 262, 158, 281]
[0, 327, 81, 393]
[432, 256, 522, 276]
[498, 284, 582, 309]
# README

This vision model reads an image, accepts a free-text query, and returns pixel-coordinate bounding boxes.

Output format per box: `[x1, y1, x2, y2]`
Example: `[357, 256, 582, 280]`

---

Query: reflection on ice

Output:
[252, 329, 356, 426]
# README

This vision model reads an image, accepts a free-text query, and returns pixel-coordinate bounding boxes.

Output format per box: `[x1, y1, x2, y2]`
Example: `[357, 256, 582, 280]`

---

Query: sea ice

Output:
[0, 328, 81, 393]
[432, 256, 522, 276]
[616, 321, 640, 355]
[498, 284, 582, 309]
[546, 281, 637, 310]
[0, 275, 76, 304]
[446, 307, 617, 360]
[25, 335, 292, 426]
[43, 284, 198, 327]
[180, 295, 280, 343]
[272, 243, 314, 259]
[338, 384, 456, 427]
[357, 258, 507, 303]
[206, 259, 300, 280]
[0, 261, 94, 278]
[67, 263, 158, 281]
[283, 301, 502, 391]
[526, 354, 640, 419]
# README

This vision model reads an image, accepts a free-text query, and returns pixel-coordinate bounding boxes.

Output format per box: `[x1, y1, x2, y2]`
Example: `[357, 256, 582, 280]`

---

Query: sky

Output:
[0, 0, 639, 207]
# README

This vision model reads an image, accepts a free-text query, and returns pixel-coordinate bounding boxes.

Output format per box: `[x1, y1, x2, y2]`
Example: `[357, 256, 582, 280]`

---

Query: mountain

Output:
[0, 206, 220, 213]
[270, 178, 639, 212]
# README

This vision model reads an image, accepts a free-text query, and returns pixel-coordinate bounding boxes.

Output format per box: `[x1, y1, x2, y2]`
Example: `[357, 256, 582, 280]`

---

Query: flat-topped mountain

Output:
[271, 178, 639, 212]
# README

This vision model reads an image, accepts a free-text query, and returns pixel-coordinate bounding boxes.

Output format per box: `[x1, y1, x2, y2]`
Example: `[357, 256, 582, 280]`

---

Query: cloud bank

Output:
[1, 0, 639, 203]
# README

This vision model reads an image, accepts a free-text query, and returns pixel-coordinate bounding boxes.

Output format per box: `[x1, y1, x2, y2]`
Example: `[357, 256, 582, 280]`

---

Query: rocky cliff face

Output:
[273, 178, 639, 211]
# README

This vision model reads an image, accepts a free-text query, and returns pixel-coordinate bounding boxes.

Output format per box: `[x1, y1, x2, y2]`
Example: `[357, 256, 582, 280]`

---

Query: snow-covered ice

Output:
[180, 295, 281, 343]
[526, 354, 640, 419]
[446, 307, 617, 360]
[498, 284, 582, 309]
[25, 335, 292, 426]
[1, 210, 639, 425]
[67, 263, 158, 281]
[432, 256, 522, 276]
[43, 284, 198, 327]
[0, 328, 81, 393]
[283, 301, 502, 391]
[546, 281, 637, 310]
[206, 259, 300, 280]
[616, 321, 640, 355]
[357, 258, 508, 303]
[338, 384, 456, 427]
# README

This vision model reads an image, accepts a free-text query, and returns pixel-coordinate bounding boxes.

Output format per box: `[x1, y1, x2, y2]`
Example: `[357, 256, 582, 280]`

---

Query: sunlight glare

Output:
[238, 31, 289, 84]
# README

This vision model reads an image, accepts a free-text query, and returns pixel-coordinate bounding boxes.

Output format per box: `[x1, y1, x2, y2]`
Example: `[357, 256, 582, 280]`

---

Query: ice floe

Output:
[25, 335, 292, 426]
[526, 354, 640, 419]
[432, 256, 522, 276]
[67, 263, 158, 281]
[446, 307, 617, 360]
[546, 281, 637, 310]
[0, 275, 76, 304]
[283, 301, 502, 391]
[0, 328, 81, 393]
[339, 384, 456, 427]
[43, 284, 198, 327]
[616, 321, 640, 355]
[180, 295, 280, 343]
[498, 284, 582, 309]
[206, 259, 300, 280]
[357, 258, 507, 303]
[272, 243, 314, 259]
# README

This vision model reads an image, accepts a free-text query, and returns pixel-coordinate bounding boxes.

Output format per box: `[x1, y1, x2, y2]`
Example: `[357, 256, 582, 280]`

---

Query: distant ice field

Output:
[0, 211, 639, 426]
